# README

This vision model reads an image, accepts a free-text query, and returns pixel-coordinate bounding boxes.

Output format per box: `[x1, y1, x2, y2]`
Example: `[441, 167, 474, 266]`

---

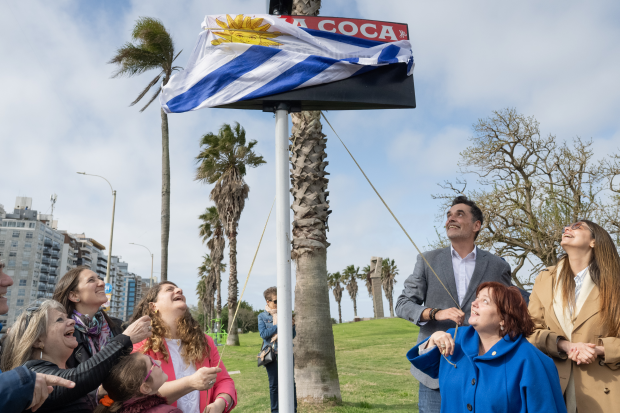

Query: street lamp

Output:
[129, 243, 154, 288]
[77, 172, 116, 285]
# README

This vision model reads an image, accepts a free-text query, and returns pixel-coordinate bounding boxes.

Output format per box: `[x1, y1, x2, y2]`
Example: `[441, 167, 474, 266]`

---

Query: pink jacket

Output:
[133, 335, 237, 411]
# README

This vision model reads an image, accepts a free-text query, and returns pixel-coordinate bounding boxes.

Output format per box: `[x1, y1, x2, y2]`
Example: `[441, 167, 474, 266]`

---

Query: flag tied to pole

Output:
[160, 14, 414, 113]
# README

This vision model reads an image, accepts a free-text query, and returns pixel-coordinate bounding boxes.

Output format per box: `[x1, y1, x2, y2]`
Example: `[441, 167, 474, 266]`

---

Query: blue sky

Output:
[1, 0, 619, 322]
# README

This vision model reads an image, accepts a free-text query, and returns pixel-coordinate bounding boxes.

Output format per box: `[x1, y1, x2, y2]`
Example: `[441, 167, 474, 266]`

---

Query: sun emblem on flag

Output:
[211, 15, 284, 47]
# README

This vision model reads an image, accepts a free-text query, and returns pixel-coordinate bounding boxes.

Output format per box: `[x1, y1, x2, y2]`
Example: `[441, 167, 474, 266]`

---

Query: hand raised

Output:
[191, 367, 222, 391]
[427, 331, 455, 356]
[435, 308, 465, 325]
[30, 374, 75, 412]
[122, 315, 153, 344]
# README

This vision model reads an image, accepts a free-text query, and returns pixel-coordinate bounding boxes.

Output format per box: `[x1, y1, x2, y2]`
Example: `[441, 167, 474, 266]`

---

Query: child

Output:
[94, 353, 181, 413]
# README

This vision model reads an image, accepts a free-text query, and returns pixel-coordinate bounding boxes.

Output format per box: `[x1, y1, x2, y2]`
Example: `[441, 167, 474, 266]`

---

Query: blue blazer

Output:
[257, 311, 296, 352]
[0, 324, 37, 412]
[407, 326, 566, 413]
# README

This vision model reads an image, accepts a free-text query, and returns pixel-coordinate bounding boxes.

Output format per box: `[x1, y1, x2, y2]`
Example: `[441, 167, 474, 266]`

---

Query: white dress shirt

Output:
[451, 245, 477, 306]
[574, 266, 589, 304]
[166, 338, 200, 413]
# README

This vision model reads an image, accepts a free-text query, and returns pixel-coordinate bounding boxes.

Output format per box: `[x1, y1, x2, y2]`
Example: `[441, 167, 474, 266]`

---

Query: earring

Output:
[76, 299, 80, 302]
[500, 325, 504, 331]
[40, 347, 43, 359]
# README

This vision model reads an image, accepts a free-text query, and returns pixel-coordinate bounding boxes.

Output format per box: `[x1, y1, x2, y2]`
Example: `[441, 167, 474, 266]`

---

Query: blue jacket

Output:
[407, 326, 566, 413]
[0, 324, 36, 412]
[257, 311, 296, 352]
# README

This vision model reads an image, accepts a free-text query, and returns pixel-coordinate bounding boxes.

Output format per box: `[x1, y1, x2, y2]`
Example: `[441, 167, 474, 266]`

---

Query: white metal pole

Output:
[275, 107, 294, 413]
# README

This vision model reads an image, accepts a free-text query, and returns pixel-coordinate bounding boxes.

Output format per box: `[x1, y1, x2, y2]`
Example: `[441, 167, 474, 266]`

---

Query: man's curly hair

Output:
[131, 281, 209, 367]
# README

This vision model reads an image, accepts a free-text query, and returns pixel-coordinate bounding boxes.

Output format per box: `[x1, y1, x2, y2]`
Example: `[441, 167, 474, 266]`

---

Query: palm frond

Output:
[131, 71, 163, 106]
[140, 87, 162, 112]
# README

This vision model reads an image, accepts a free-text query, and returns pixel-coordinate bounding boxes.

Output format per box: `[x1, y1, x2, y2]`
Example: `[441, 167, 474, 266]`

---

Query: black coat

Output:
[23, 334, 132, 413]
[66, 314, 124, 369]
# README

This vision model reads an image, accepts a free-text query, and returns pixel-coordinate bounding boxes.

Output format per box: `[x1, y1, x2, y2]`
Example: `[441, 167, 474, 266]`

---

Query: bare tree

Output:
[432, 108, 619, 288]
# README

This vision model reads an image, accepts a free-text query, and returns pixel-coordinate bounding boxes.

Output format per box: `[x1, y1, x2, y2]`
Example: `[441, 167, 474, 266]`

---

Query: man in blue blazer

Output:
[0, 261, 74, 412]
[395, 196, 512, 413]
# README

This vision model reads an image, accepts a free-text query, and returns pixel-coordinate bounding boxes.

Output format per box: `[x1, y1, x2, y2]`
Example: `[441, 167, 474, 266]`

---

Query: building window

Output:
[22, 261, 30, 268]
[19, 279, 27, 286]
[25, 242, 32, 250]
[18, 289, 25, 296]
[6, 270, 14, 276]
[7, 222, 16, 227]
[11, 241, 18, 248]
[20, 270, 29, 277]
[0, 240, 4, 247]
[7, 260, 16, 268]
[29, 223, 35, 228]
[12, 231, 20, 238]
[26, 233, 33, 239]
[0, 229, 7, 235]
[23, 251, 31, 258]
[17, 222, 25, 228]
[6, 289, 10, 296]
[9, 252, 17, 257]
[16, 299, 24, 307]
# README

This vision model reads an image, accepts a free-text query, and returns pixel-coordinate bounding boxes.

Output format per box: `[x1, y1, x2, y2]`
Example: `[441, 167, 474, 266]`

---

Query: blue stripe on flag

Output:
[240, 55, 337, 101]
[341, 57, 360, 63]
[377, 44, 400, 64]
[301, 28, 384, 49]
[166, 46, 281, 113]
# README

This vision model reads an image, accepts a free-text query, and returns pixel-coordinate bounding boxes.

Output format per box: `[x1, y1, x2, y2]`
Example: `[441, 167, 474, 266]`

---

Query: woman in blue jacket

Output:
[407, 281, 566, 413]
[257, 286, 296, 413]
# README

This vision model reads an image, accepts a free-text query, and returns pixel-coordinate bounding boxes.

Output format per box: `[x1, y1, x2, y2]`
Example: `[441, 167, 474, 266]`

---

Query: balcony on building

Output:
[39, 275, 49, 283]
[40, 265, 50, 274]
[47, 284, 55, 293]
[38, 282, 48, 291]
[50, 260, 59, 268]
[43, 247, 52, 256]
[42, 257, 51, 265]
[48, 275, 57, 285]
[45, 292, 53, 299]
[52, 242, 61, 251]
[51, 250, 60, 259]
[44, 238, 52, 247]
[37, 291, 45, 299]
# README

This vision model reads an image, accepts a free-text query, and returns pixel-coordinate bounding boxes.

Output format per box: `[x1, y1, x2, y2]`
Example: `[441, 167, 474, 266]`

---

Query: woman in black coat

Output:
[0, 300, 152, 413]
[53, 267, 127, 368]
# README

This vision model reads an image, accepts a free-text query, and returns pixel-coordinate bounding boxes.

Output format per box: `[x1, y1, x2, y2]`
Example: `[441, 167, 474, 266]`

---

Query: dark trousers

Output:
[265, 358, 297, 413]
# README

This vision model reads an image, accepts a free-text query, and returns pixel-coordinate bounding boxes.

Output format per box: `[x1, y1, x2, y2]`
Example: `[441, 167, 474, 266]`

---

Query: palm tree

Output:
[362, 264, 375, 315]
[290, 0, 341, 402]
[109, 17, 182, 281]
[197, 254, 216, 331]
[382, 258, 399, 317]
[199, 206, 226, 318]
[328, 272, 344, 324]
[342, 265, 360, 317]
[195, 122, 265, 346]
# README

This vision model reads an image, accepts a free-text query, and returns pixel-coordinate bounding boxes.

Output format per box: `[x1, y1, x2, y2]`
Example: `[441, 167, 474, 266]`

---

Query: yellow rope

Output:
[215, 198, 275, 366]
[320, 111, 459, 367]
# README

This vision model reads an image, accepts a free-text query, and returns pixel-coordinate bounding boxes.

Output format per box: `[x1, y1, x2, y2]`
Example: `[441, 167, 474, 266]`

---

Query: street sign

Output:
[105, 283, 112, 294]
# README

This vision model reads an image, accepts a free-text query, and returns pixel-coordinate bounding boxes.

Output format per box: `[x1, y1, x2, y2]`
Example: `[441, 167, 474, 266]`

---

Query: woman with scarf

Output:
[257, 287, 297, 413]
[528, 220, 620, 413]
[53, 266, 127, 368]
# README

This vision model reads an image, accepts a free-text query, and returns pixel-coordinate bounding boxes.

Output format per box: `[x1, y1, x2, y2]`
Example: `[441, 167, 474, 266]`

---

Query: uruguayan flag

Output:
[160, 14, 414, 113]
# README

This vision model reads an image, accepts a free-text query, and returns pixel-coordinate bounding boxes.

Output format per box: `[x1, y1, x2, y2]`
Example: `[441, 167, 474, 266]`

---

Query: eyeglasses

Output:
[270, 300, 278, 304]
[563, 222, 593, 234]
[144, 355, 161, 382]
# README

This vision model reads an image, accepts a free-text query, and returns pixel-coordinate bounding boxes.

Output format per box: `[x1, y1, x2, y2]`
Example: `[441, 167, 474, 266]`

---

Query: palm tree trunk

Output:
[293, 250, 342, 402]
[160, 107, 171, 282]
[338, 301, 342, 324]
[389, 297, 394, 318]
[353, 297, 357, 318]
[226, 234, 239, 346]
[216, 259, 222, 319]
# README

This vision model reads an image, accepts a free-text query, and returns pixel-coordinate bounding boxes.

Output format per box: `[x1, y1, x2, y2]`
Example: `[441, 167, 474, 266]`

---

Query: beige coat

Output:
[528, 267, 620, 413]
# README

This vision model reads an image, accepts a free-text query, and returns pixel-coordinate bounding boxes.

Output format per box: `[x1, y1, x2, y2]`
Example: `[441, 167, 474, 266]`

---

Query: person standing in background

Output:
[395, 195, 512, 413]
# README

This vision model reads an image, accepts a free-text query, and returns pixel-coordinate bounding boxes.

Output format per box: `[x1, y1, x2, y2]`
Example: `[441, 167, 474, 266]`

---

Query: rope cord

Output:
[215, 198, 275, 367]
[320, 111, 459, 367]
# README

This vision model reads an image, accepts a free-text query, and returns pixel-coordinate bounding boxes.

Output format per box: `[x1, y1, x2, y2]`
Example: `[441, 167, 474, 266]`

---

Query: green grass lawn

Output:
[222, 318, 420, 412]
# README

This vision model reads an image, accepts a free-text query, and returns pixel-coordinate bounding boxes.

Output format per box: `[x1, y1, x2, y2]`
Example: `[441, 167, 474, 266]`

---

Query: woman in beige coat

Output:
[528, 220, 620, 413]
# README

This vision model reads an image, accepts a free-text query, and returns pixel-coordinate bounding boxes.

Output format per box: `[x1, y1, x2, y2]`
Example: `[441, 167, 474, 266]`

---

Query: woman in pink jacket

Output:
[131, 282, 237, 413]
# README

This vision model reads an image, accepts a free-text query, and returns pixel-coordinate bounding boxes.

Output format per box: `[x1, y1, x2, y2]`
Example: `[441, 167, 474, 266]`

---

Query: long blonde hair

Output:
[0, 300, 67, 371]
[554, 220, 620, 337]
[131, 282, 209, 367]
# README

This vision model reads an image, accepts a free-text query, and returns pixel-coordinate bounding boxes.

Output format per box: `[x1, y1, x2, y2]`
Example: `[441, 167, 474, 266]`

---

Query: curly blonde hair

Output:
[132, 281, 209, 367]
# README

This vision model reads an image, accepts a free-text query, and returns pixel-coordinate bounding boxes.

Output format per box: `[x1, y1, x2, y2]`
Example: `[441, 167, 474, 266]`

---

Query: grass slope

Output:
[222, 318, 420, 412]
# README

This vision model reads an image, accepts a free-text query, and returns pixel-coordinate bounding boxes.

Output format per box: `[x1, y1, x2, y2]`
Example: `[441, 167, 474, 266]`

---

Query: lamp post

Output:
[77, 172, 116, 285]
[129, 243, 154, 287]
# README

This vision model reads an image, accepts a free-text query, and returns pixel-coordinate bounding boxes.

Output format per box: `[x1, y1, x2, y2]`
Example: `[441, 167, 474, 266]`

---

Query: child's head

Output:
[95, 353, 168, 412]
